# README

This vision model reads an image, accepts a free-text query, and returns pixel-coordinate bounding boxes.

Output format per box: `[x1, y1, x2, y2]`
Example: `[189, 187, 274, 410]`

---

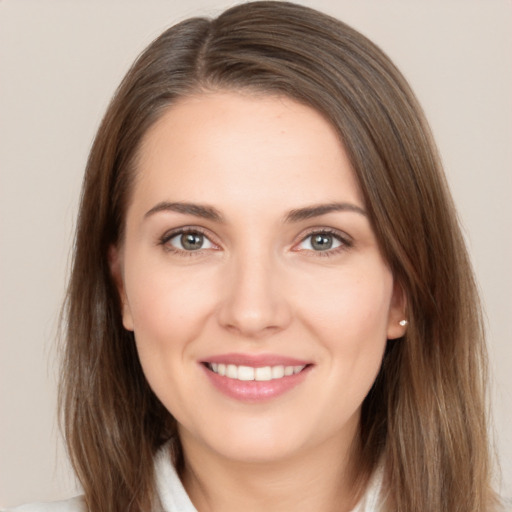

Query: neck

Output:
[179, 430, 363, 512]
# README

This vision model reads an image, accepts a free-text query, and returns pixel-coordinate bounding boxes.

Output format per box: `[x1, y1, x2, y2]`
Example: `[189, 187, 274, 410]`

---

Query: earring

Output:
[399, 319, 408, 327]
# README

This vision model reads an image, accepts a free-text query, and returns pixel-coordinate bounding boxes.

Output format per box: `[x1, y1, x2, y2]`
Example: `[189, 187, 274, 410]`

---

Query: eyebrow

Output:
[144, 201, 224, 222]
[284, 202, 367, 222]
[144, 200, 366, 224]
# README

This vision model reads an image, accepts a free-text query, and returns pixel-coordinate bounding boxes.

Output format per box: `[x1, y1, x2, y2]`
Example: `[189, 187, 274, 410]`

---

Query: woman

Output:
[7, 2, 501, 511]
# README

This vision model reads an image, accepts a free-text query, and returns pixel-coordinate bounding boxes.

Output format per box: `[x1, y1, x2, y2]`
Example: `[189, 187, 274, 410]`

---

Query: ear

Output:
[386, 279, 408, 340]
[108, 244, 134, 331]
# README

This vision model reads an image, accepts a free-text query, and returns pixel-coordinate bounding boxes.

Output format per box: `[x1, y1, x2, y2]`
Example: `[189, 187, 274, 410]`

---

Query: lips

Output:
[203, 353, 310, 367]
[200, 353, 312, 402]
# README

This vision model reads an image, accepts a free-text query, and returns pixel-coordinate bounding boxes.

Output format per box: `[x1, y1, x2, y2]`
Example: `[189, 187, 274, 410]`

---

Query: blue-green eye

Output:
[167, 231, 214, 251]
[297, 232, 344, 252]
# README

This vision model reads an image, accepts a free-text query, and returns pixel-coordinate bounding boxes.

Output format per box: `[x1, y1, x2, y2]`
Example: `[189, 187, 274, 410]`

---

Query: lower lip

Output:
[201, 365, 311, 402]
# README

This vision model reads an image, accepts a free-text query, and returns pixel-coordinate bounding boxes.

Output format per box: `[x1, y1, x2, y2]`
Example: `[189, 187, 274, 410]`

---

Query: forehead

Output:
[131, 91, 363, 214]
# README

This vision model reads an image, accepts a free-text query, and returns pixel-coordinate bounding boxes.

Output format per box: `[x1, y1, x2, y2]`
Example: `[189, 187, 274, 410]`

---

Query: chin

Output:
[213, 434, 303, 464]
[179, 412, 311, 465]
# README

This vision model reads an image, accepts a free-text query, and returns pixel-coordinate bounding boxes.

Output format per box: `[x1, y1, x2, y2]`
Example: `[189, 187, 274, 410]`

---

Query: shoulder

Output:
[2, 496, 86, 512]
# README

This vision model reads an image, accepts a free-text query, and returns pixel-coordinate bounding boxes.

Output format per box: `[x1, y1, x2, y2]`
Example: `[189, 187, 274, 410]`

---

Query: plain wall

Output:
[1, 0, 511, 507]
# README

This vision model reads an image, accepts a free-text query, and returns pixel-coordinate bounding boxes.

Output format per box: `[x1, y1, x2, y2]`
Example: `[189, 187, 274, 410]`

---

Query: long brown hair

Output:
[60, 2, 499, 511]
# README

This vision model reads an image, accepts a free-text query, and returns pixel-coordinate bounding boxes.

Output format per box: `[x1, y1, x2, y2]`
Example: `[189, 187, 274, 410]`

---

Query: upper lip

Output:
[201, 353, 311, 367]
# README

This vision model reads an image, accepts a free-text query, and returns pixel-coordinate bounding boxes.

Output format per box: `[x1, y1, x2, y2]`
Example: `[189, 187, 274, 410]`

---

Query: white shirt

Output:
[4, 444, 382, 512]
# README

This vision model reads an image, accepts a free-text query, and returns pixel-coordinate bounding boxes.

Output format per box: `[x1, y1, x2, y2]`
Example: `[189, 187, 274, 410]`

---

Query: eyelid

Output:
[292, 227, 353, 253]
[158, 226, 220, 253]
[157, 225, 352, 255]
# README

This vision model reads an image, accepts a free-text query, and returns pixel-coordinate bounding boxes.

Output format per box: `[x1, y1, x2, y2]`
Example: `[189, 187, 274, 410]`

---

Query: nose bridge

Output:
[218, 242, 291, 337]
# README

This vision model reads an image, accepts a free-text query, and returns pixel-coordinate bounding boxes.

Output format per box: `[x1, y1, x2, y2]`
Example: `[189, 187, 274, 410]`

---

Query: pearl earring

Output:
[399, 319, 408, 327]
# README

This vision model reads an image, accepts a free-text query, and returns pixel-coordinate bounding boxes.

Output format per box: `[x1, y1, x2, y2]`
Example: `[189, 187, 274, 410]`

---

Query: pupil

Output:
[181, 233, 203, 250]
[312, 234, 332, 250]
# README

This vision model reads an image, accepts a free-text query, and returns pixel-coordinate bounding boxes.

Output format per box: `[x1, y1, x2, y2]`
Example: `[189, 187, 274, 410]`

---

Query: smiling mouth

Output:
[205, 363, 308, 382]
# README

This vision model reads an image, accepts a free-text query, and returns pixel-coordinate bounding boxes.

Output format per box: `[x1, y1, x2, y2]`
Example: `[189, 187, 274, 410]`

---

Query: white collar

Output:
[154, 443, 197, 512]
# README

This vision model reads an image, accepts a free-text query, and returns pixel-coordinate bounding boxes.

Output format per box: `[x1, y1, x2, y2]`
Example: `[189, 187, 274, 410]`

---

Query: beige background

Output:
[1, 0, 511, 507]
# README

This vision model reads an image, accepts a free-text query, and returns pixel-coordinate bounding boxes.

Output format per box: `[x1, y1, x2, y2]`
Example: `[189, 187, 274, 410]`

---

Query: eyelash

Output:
[158, 227, 218, 256]
[158, 227, 353, 257]
[294, 228, 353, 257]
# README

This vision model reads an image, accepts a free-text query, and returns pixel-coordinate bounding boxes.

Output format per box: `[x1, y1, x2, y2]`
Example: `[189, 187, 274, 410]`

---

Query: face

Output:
[111, 91, 406, 465]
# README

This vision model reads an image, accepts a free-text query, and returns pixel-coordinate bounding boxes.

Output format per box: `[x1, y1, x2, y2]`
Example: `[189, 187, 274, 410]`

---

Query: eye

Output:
[296, 230, 348, 253]
[162, 229, 215, 252]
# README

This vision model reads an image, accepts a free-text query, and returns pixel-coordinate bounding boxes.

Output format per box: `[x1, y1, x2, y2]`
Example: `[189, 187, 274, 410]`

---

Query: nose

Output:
[217, 250, 292, 339]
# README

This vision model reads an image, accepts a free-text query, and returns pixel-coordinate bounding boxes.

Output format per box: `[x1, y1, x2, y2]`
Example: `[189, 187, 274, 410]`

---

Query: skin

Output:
[111, 91, 406, 512]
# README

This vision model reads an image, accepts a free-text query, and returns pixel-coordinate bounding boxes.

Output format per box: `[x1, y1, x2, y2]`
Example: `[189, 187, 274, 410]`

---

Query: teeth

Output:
[272, 366, 285, 379]
[226, 364, 238, 378]
[237, 365, 254, 381]
[208, 363, 306, 381]
[255, 366, 272, 381]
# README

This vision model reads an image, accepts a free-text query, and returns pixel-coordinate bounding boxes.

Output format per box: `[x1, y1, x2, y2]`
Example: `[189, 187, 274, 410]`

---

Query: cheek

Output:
[123, 256, 219, 365]
[122, 258, 222, 417]
[296, 263, 392, 394]
[299, 263, 393, 344]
